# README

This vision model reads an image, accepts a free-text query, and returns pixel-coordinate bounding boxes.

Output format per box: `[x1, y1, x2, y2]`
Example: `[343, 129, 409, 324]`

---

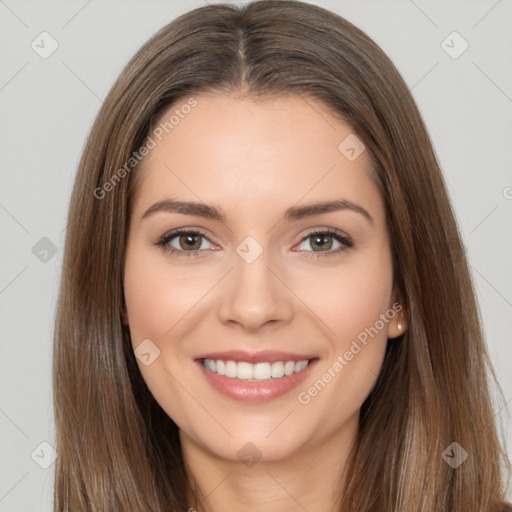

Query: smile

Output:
[196, 356, 319, 403]
[202, 358, 311, 381]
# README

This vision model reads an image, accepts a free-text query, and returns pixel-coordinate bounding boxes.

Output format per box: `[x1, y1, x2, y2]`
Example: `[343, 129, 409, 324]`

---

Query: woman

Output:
[53, 1, 511, 510]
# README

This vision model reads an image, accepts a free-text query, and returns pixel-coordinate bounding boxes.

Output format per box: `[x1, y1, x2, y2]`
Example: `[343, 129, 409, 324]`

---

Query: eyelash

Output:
[154, 228, 355, 260]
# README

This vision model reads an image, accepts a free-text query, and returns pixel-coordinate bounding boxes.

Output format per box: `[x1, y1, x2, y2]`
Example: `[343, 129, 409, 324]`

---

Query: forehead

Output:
[131, 93, 383, 225]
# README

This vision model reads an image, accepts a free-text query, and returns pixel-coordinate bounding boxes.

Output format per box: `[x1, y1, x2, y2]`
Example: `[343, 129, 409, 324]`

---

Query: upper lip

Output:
[195, 350, 317, 364]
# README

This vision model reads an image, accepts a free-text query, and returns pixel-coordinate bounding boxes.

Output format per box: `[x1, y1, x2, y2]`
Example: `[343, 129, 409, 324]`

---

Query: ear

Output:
[387, 287, 407, 339]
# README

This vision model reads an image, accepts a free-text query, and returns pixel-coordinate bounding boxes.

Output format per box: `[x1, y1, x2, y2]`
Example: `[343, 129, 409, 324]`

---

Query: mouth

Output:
[194, 351, 319, 403]
[200, 357, 313, 382]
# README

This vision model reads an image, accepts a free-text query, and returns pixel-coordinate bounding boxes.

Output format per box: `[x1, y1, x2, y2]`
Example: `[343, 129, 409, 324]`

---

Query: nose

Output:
[217, 249, 294, 333]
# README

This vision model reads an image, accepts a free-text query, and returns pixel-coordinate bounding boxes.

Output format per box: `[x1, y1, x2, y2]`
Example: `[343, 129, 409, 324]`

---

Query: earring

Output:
[397, 311, 404, 331]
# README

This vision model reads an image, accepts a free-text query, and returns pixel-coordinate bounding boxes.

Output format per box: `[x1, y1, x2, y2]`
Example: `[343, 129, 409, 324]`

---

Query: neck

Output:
[180, 413, 359, 512]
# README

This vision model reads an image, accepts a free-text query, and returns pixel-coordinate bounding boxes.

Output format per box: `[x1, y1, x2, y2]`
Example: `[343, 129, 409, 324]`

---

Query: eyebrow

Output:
[141, 198, 374, 226]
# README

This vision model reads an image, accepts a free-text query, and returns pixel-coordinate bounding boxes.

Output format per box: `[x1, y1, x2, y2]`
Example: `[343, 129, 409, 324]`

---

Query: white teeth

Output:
[271, 361, 285, 378]
[284, 361, 295, 376]
[237, 362, 254, 380]
[253, 362, 271, 380]
[225, 360, 237, 378]
[202, 358, 311, 381]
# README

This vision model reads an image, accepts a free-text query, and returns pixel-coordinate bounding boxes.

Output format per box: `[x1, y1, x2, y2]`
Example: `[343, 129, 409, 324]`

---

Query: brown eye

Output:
[309, 233, 335, 251]
[175, 232, 203, 251]
[155, 229, 216, 259]
[294, 229, 355, 259]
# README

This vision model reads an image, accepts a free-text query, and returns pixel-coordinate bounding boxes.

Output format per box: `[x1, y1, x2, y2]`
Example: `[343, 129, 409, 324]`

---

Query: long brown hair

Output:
[53, 1, 511, 510]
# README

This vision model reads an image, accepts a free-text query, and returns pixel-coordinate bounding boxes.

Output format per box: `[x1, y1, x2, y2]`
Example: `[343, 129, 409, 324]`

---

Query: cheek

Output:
[300, 246, 394, 347]
[294, 257, 394, 429]
[123, 267, 166, 346]
[123, 247, 203, 346]
[123, 248, 194, 421]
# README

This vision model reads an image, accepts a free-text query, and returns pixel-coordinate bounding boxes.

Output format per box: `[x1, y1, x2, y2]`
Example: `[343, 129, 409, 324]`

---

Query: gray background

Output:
[1, 0, 511, 509]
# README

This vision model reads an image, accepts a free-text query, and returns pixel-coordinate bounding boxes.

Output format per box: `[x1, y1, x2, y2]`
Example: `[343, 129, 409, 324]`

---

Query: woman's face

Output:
[124, 93, 404, 464]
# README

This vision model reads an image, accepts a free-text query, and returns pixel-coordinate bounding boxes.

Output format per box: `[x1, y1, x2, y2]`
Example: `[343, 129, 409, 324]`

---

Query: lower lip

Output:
[196, 358, 319, 403]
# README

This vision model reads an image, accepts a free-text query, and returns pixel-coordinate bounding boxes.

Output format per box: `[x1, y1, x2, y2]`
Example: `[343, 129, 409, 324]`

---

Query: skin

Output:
[123, 93, 407, 512]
